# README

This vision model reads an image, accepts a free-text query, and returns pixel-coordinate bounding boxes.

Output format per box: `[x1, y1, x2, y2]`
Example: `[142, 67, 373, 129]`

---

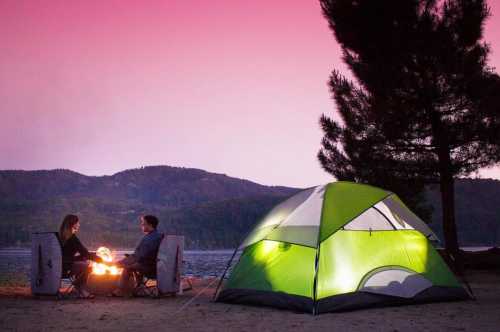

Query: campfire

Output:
[88, 247, 122, 294]
[91, 247, 122, 275]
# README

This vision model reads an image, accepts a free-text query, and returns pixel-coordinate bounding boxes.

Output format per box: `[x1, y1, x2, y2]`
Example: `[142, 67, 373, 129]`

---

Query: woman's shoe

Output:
[76, 287, 95, 299]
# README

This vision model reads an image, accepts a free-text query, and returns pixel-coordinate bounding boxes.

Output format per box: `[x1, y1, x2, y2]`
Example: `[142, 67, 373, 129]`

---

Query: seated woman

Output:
[58, 214, 102, 298]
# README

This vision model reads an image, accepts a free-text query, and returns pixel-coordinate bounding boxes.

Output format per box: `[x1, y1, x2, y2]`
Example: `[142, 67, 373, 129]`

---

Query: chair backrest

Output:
[141, 233, 165, 279]
[156, 235, 184, 294]
[31, 232, 62, 295]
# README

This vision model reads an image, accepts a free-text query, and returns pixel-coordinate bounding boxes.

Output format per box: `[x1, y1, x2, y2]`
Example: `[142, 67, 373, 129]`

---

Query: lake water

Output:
[0, 246, 493, 287]
[0, 248, 237, 286]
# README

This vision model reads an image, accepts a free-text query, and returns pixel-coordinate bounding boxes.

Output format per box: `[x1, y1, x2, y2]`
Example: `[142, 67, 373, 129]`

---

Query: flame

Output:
[96, 247, 112, 262]
[92, 246, 122, 275]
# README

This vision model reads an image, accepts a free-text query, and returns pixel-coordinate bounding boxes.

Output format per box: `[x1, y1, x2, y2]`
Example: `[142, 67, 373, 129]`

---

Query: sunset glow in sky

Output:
[1, 0, 500, 187]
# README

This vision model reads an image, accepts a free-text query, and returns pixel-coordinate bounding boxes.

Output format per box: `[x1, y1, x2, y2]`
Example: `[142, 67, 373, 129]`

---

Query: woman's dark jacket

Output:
[60, 235, 98, 272]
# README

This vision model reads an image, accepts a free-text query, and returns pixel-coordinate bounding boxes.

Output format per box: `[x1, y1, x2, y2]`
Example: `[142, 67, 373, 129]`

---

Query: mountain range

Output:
[0, 166, 298, 248]
[0, 166, 498, 249]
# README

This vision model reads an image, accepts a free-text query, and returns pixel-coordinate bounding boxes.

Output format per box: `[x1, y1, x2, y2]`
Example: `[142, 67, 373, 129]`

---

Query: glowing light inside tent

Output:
[254, 240, 279, 263]
[402, 232, 429, 272]
[91, 247, 122, 275]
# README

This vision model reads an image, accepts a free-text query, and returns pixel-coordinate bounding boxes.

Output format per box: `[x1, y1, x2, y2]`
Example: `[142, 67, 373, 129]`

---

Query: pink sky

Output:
[1, 0, 499, 187]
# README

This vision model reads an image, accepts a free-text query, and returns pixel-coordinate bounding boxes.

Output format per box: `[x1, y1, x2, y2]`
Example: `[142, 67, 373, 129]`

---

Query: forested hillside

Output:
[0, 166, 297, 248]
[0, 167, 498, 248]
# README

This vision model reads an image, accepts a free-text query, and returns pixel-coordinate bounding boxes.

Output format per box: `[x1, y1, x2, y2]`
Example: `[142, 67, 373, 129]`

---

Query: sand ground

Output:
[1, 270, 499, 332]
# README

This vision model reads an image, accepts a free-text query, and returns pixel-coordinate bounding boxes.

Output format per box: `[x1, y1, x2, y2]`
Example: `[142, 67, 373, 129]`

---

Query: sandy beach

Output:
[1, 270, 499, 332]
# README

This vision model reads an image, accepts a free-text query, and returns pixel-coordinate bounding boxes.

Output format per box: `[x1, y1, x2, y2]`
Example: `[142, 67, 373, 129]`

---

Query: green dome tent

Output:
[215, 182, 470, 313]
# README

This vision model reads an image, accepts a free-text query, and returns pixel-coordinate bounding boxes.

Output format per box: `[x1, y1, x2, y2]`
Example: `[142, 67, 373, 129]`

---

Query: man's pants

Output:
[119, 262, 155, 293]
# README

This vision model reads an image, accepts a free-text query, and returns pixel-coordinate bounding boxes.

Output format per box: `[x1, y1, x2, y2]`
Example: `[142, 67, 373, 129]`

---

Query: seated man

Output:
[114, 215, 163, 296]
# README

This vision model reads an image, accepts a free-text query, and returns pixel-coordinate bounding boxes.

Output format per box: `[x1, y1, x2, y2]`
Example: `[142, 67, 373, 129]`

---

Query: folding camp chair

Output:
[132, 266, 193, 298]
[132, 234, 192, 298]
[31, 232, 81, 299]
[32, 232, 63, 298]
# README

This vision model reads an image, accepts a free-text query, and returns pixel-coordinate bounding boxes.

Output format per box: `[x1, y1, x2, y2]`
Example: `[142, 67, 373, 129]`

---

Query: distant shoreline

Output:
[1, 246, 497, 252]
[0, 247, 236, 254]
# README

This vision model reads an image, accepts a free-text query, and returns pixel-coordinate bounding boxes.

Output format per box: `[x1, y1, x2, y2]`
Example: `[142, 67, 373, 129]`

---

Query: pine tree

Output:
[318, 0, 500, 266]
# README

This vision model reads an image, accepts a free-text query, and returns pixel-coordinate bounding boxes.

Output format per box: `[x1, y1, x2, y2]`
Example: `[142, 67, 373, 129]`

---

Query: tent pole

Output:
[312, 184, 331, 315]
[212, 246, 240, 301]
[212, 213, 284, 301]
[312, 245, 320, 315]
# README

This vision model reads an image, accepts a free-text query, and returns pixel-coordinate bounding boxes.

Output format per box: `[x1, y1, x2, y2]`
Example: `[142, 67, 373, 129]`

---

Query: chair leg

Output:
[57, 277, 78, 299]
[182, 277, 193, 292]
[147, 285, 159, 298]
[133, 277, 160, 298]
[143, 279, 159, 298]
[128, 270, 164, 298]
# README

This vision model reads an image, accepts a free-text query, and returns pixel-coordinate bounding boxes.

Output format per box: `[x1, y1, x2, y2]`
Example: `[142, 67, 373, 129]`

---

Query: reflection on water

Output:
[0, 248, 237, 286]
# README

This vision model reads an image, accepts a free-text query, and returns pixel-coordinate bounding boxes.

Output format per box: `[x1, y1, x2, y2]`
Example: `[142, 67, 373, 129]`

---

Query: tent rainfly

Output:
[215, 181, 470, 313]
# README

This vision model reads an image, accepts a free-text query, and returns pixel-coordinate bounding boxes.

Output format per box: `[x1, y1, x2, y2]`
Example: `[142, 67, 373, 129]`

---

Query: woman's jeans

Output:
[70, 261, 91, 289]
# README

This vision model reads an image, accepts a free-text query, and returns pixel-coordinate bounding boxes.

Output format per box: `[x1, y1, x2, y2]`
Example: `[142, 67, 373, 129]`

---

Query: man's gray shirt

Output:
[132, 229, 163, 267]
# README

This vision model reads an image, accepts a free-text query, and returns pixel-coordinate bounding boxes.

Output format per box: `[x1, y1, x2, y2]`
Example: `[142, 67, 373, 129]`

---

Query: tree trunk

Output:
[439, 169, 462, 272]
[439, 145, 463, 275]
[431, 111, 462, 273]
